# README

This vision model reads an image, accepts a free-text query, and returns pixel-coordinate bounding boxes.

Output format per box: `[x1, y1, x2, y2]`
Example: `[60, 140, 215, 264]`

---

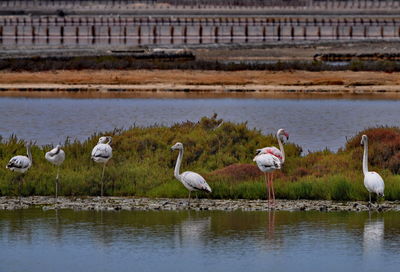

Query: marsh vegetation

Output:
[0, 115, 399, 201]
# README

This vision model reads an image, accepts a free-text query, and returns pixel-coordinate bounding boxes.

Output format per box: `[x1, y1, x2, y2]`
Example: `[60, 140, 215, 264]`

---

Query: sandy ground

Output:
[1, 70, 400, 97]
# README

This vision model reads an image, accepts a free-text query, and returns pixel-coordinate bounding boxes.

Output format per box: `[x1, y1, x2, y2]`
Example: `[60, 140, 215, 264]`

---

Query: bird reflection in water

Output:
[363, 213, 384, 264]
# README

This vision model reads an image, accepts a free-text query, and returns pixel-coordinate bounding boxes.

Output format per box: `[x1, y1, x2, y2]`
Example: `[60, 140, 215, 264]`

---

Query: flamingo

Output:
[171, 142, 212, 205]
[45, 144, 65, 200]
[91, 136, 112, 197]
[361, 134, 384, 207]
[6, 143, 32, 202]
[253, 129, 289, 207]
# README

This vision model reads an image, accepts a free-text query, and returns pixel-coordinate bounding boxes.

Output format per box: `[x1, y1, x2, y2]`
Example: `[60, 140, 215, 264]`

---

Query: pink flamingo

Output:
[253, 129, 289, 207]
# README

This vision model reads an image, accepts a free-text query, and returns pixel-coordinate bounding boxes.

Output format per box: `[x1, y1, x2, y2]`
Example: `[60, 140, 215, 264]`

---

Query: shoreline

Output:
[1, 70, 400, 98]
[1, 84, 400, 99]
[1, 196, 399, 212]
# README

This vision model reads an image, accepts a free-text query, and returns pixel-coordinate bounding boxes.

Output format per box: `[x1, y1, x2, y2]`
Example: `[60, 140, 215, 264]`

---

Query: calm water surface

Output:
[1, 209, 400, 272]
[0, 97, 400, 151]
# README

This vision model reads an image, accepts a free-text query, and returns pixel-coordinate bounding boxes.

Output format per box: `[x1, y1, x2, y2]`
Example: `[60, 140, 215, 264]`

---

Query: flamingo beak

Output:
[285, 132, 289, 141]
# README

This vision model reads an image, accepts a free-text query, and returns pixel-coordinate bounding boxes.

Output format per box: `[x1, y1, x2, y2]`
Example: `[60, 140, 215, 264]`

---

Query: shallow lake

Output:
[1, 209, 400, 272]
[0, 97, 400, 151]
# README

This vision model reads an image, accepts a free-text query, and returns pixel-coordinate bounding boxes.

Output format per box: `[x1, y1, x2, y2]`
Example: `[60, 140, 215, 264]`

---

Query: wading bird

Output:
[6, 143, 32, 202]
[171, 142, 212, 205]
[361, 134, 384, 207]
[253, 129, 289, 207]
[45, 145, 65, 200]
[91, 136, 112, 197]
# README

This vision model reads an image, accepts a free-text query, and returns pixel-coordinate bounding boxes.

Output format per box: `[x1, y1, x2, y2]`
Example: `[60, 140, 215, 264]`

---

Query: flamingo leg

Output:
[100, 163, 107, 197]
[18, 175, 22, 205]
[268, 173, 272, 207]
[55, 165, 60, 202]
[265, 172, 270, 207]
[188, 191, 191, 206]
[271, 172, 275, 207]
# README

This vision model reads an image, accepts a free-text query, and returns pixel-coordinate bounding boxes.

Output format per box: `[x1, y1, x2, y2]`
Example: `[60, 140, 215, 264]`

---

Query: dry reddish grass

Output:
[1, 70, 400, 86]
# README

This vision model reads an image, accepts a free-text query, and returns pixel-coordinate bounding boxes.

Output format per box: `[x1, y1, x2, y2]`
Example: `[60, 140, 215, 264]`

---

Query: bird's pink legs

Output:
[270, 172, 275, 207]
[265, 172, 270, 207]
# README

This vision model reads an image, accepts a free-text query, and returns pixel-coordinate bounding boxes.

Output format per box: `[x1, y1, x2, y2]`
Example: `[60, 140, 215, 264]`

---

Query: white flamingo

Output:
[361, 135, 384, 207]
[253, 129, 289, 207]
[91, 136, 112, 197]
[6, 143, 32, 202]
[45, 144, 65, 199]
[171, 142, 212, 205]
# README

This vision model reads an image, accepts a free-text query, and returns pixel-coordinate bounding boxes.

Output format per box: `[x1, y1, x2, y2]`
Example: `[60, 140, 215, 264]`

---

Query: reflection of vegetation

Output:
[0, 116, 399, 201]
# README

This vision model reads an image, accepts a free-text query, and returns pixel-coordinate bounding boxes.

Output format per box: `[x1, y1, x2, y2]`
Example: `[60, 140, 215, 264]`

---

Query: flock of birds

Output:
[5, 129, 385, 207]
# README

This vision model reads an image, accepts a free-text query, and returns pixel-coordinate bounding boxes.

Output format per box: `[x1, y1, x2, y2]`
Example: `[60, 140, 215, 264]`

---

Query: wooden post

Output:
[291, 26, 294, 40]
[91, 25, 95, 44]
[152, 25, 157, 44]
[0, 26, 3, 44]
[123, 26, 127, 44]
[75, 26, 79, 44]
[60, 26, 64, 44]
[32, 26, 36, 44]
[277, 25, 281, 41]
[349, 26, 353, 40]
[14, 25, 18, 43]
[170, 26, 174, 44]
[199, 25, 203, 44]
[184, 26, 187, 44]
[214, 26, 219, 43]
[108, 26, 111, 44]
[245, 24, 248, 42]
[138, 25, 142, 44]
[46, 27, 49, 44]
[336, 25, 340, 40]
[262, 26, 266, 42]
[230, 25, 234, 43]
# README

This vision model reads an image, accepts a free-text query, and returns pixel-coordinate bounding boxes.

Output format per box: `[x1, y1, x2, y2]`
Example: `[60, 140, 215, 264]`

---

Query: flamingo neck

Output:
[26, 145, 32, 163]
[277, 132, 285, 164]
[362, 140, 368, 175]
[174, 148, 183, 180]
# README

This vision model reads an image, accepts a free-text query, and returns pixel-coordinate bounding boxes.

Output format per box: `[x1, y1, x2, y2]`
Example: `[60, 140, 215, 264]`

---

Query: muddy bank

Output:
[1, 83, 400, 98]
[1, 196, 398, 212]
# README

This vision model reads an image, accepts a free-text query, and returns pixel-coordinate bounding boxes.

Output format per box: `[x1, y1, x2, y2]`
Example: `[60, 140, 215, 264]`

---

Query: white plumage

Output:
[6, 144, 32, 173]
[361, 135, 385, 205]
[171, 142, 212, 204]
[254, 128, 289, 207]
[180, 171, 212, 193]
[91, 136, 113, 197]
[45, 145, 65, 166]
[253, 153, 282, 173]
[91, 136, 112, 163]
[45, 144, 65, 199]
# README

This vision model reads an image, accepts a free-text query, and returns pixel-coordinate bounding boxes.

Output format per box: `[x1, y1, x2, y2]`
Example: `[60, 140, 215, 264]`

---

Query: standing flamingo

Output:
[6, 143, 32, 202]
[171, 142, 212, 205]
[253, 129, 289, 207]
[361, 135, 384, 207]
[45, 144, 65, 200]
[91, 136, 112, 197]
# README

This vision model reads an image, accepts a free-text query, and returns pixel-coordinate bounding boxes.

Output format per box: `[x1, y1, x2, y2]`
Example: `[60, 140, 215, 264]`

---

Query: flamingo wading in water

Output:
[45, 145, 65, 199]
[91, 136, 112, 197]
[171, 142, 212, 205]
[361, 134, 384, 207]
[254, 129, 289, 207]
[6, 143, 32, 202]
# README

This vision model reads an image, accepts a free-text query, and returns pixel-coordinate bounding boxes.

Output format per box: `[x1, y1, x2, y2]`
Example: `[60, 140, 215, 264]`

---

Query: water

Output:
[1, 209, 400, 272]
[0, 97, 400, 151]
